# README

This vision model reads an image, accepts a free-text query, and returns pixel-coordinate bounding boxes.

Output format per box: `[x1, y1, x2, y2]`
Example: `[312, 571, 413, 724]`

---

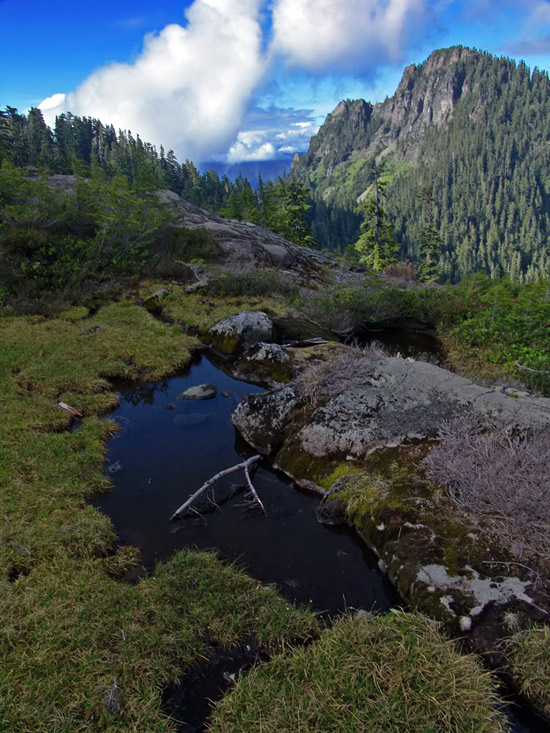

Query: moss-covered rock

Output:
[206, 310, 273, 356]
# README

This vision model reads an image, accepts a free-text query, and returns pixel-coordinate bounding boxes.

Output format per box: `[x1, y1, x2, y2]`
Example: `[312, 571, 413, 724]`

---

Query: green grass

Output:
[139, 280, 297, 334]
[209, 613, 509, 732]
[0, 300, 318, 731]
[506, 626, 550, 719]
[440, 278, 550, 393]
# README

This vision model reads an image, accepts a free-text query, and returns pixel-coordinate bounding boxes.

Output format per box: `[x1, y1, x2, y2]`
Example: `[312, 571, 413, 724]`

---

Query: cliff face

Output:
[297, 98, 374, 172]
[370, 46, 472, 158]
[294, 46, 473, 176]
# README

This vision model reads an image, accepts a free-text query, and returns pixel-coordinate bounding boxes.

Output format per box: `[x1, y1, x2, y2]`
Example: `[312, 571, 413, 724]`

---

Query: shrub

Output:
[206, 269, 299, 298]
[423, 417, 550, 561]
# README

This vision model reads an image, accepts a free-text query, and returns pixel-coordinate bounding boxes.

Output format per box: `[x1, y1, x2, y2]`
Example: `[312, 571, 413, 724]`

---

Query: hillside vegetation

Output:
[294, 46, 550, 282]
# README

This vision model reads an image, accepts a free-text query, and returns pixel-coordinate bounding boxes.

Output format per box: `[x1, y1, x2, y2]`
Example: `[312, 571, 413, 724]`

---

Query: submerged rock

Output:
[177, 384, 218, 400]
[207, 311, 273, 356]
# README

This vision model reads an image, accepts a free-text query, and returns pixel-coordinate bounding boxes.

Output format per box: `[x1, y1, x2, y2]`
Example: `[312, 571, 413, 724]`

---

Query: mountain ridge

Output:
[294, 45, 550, 281]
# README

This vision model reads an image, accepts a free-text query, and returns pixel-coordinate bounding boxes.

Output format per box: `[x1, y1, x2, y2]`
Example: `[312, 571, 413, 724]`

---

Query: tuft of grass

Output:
[209, 612, 509, 732]
[0, 551, 317, 732]
[506, 626, 550, 719]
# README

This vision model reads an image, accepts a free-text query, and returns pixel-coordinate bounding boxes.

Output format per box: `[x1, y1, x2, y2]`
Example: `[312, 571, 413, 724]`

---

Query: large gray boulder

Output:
[232, 345, 550, 481]
[207, 311, 273, 356]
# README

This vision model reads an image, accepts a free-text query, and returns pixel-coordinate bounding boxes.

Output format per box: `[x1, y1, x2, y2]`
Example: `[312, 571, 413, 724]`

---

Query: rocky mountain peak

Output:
[295, 45, 478, 174]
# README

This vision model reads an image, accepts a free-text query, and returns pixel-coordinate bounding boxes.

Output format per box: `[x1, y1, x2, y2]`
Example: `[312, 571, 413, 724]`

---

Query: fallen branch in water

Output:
[170, 455, 263, 521]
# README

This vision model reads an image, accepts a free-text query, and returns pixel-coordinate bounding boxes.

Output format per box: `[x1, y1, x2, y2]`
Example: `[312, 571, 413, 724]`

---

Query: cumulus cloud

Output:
[270, 0, 436, 72]
[38, 0, 448, 163]
[224, 105, 318, 161]
[41, 0, 266, 163]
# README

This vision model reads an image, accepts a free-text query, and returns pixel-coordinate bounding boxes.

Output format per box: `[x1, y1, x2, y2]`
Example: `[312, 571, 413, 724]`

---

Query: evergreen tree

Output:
[416, 187, 441, 282]
[355, 167, 398, 269]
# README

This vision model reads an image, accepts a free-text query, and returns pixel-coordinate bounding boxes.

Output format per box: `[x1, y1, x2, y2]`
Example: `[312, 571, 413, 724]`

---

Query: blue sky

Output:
[3, 0, 550, 164]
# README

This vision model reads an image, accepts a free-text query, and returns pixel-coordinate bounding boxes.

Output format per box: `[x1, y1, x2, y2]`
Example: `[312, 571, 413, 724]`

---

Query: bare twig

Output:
[243, 463, 266, 515]
[170, 455, 262, 520]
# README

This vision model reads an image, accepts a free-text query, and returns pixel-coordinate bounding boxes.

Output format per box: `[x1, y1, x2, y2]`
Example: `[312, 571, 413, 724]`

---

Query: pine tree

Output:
[416, 187, 441, 282]
[355, 166, 398, 270]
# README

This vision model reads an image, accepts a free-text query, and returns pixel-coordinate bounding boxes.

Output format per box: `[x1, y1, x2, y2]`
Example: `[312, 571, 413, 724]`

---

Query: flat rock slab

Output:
[233, 346, 550, 471]
[177, 384, 218, 400]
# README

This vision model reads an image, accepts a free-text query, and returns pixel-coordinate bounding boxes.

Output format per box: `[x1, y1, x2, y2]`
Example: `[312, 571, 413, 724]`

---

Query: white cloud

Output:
[40, 0, 266, 163]
[226, 133, 277, 162]
[36, 0, 449, 163]
[270, 0, 435, 72]
[39, 93, 66, 111]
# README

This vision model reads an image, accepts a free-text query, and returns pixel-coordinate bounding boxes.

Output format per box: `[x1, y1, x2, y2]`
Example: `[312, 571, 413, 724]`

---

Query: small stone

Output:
[221, 391, 232, 398]
[165, 403, 175, 410]
[177, 384, 218, 400]
[460, 616, 472, 632]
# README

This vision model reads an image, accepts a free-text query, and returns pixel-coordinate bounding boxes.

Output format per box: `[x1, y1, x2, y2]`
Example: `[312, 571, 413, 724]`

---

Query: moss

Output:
[206, 329, 242, 355]
[58, 305, 89, 321]
[316, 462, 364, 491]
[0, 297, 318, 731]
[136, 280, 298, 337]
[233, 356, 294, 385]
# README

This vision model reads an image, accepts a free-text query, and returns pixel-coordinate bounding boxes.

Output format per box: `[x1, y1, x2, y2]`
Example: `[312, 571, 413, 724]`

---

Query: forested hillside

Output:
[0, 107, 314, 246]
[293, 46, 550, 282]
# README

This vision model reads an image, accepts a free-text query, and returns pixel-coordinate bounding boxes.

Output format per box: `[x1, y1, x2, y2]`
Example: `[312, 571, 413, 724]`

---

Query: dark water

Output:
[353, 325, 447, 364]
[94, 354, 400, 615]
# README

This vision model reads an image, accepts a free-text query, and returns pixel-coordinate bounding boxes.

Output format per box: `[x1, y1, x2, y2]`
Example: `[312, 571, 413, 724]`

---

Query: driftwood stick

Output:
[170, 455, 262, 520]
[514, 361, 550, 375]
[244, 464, 267, 515]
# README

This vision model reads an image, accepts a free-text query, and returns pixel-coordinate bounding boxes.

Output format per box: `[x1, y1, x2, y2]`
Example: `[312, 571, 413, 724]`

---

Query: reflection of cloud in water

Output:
[106, 460, 122, 474]
[107, 415, 131, 439]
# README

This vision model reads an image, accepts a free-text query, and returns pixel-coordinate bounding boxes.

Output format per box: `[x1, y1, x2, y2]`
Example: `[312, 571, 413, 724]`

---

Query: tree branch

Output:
[170, 455, 262, 521]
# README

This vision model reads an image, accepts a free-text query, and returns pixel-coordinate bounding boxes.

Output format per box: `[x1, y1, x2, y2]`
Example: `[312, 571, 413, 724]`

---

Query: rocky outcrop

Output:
[233, 345, 550, 479]
[294, 46, 475, 176]
[156, 189, 336, 284]
[207, 311, 274, 356]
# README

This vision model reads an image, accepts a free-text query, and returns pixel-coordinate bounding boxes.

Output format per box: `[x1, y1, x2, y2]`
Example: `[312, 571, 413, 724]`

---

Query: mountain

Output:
[293, 46, 550, 282]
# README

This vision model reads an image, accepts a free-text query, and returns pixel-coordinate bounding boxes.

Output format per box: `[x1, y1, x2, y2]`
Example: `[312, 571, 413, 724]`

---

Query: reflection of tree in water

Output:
[121, 380, 170, 407]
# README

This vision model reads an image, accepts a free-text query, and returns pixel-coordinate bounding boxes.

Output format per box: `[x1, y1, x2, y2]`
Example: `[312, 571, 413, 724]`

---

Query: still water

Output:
[94, 353, 400, 615]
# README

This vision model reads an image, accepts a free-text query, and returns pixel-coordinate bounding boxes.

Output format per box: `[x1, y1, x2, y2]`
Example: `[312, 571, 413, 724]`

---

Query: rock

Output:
[273, 316, 332, 343]
[164, 403, 175, 410]
[155, 189, 337, 285]
[143, 288, 169, 305]
[316, 474, 356, 525]
[232, 385, 304, 454]
[177, 384, 218, 400]
[244, 342, 288, 363]
[208, 311, 273, 356]
[233, 345, 550, 475]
